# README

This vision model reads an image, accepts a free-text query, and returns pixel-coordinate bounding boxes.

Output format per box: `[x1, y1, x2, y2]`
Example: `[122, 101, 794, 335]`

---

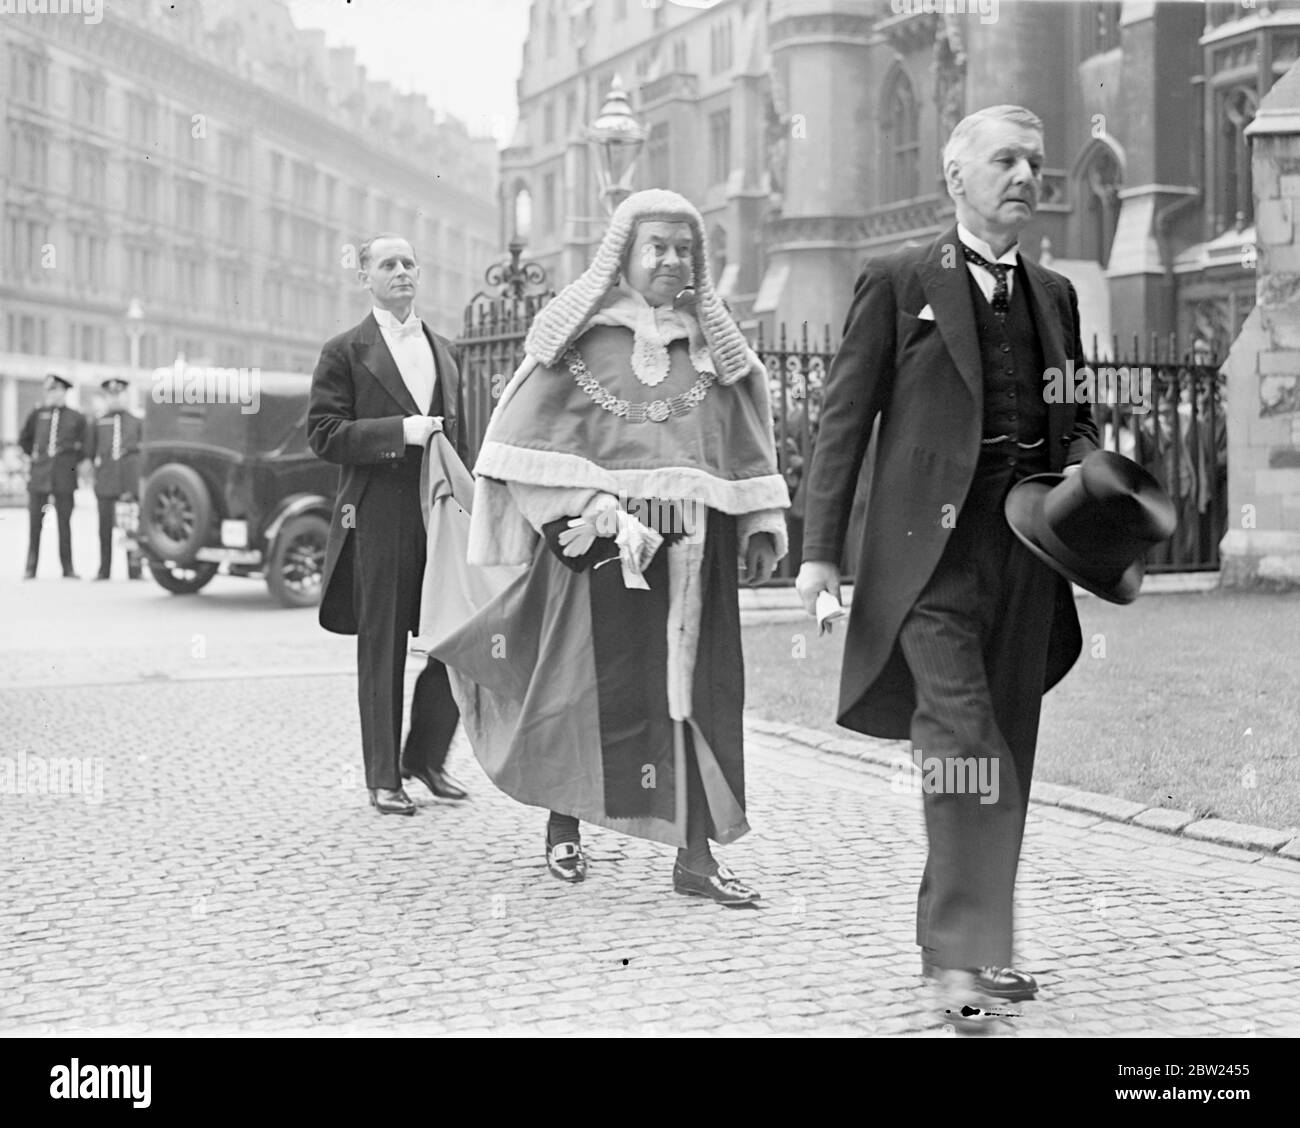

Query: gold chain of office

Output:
[563, 346, 715, 424]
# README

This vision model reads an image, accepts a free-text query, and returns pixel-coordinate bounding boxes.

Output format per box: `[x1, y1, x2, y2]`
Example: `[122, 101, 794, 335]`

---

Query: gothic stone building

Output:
[504, 0, 1300, 356]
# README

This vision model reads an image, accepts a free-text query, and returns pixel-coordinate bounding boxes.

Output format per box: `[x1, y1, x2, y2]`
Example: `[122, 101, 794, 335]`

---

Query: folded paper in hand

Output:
[816, 590, 847, 636]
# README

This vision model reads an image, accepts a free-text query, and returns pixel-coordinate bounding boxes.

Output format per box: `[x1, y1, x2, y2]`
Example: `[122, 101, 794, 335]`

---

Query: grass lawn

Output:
[741, 590, 1300, 832]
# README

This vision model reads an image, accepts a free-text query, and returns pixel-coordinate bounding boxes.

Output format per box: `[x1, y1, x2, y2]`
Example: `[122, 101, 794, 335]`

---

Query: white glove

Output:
[402, 415, 443, 445]
[557, 492, 621, 558]
[558, 517, 598, 558]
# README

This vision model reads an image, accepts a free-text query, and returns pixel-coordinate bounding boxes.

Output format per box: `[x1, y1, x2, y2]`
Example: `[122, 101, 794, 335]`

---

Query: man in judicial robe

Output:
[430, 189, 788, 904]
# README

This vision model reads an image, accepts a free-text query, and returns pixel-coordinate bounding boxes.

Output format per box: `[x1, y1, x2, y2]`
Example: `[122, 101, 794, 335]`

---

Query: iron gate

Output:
[455, 268, 1226, 577]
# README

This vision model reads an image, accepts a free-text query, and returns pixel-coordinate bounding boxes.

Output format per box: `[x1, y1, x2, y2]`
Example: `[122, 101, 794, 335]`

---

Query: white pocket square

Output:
[916, 304, 935, 321]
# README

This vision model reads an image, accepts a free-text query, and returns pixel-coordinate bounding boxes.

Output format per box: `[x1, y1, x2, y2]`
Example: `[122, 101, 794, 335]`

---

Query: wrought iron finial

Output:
[483, 239, 549, 301]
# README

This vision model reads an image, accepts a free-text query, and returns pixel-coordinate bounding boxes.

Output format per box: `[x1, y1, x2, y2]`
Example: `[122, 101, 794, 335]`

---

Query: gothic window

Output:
[1076, 141, 1122, 267]
[1204, 2, 1245, 32]
[646, 122, 671, 189]
[1219, 84, 1258, 232]
[710, 224, 727, 285]
[709, 109, 731, 186]
[710, 20, 734, 74]
[542, 173, 556, 236]
[881, 70, 920, 203]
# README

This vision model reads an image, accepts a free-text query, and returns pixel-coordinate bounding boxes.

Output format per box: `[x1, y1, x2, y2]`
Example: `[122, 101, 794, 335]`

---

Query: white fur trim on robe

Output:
[665, 526, 706, 722]
[736, 508, 789, 564]
[506, 482, 603, 534]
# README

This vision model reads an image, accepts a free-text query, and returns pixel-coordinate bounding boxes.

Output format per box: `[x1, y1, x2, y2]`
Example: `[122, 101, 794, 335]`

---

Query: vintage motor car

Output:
[134, 370, 336, 607]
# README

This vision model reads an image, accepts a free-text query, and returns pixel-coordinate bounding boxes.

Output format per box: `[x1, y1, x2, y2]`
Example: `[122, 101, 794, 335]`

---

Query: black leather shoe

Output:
[546, 838, 587, 882]
[63, 571, 79, 580]
[369, 787, 416, 816]
[672, 861, 761, 906]
[922, 957, 1037, 1002]
[23, 569, 36, 580]
[94, 573, 111, 581]
[401, 765, 468, 801]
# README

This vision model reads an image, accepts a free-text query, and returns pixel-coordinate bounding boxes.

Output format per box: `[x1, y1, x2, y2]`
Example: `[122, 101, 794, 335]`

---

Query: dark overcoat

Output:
[307, 313, 466, 635]
[19, 405, 86, 496]
[801, 226, 1100, 739]
[87, 410, 144, 498]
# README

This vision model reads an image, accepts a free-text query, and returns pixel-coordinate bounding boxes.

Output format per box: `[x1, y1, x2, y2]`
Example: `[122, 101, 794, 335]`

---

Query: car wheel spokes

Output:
[157, 485, 195, 542]
[282, 536, 325, 592]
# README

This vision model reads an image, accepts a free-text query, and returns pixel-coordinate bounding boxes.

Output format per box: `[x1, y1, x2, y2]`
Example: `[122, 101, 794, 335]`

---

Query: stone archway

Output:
[1070, 134, 1126, 267]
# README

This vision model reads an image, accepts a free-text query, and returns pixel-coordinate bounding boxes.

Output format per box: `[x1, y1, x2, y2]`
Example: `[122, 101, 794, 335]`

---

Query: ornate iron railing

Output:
[753, 324, 1227, 579]
[455, 282, 1227, 579]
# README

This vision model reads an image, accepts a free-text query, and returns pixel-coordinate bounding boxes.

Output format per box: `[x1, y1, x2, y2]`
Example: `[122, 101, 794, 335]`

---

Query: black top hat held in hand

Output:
[1004, 450, 1178, 605]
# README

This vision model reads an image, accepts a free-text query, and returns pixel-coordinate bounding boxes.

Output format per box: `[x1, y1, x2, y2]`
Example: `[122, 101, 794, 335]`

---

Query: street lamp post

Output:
[586, 75, 646, 216]
[125, 297, 144, 373]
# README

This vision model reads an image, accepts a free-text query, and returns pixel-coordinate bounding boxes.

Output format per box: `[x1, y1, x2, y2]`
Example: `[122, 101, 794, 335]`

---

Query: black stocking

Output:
[677, 726, 717, 875]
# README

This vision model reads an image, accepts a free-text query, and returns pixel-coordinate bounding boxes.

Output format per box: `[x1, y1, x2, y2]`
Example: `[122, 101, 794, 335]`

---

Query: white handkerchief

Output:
[917, 304, 935, 321]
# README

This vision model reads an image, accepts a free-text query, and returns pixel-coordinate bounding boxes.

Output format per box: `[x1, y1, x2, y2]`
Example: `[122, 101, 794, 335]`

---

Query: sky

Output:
[286, 0, 534, 146]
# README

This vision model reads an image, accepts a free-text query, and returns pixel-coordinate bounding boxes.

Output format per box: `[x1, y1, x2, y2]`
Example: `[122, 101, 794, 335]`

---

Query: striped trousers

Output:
[896, 463, 1060, 970]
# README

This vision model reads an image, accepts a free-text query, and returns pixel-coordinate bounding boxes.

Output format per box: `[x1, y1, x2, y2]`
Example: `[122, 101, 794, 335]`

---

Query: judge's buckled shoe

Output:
[546, 839, 587, 883]
[672, 861, 761, 906]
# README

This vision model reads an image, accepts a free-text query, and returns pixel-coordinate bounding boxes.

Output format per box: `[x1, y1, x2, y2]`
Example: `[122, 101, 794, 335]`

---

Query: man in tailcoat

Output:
[308, 233, 471, 816]
[19, 373, 87, 579]
[87, 377, 144, 580]
[797, 106, 1099, 1008]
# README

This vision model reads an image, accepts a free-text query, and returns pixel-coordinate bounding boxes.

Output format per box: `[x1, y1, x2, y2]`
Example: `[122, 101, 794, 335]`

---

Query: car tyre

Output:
[147, 559, 219, 594]
[266, 513, 329, 608]
[141, 464, 214, 562]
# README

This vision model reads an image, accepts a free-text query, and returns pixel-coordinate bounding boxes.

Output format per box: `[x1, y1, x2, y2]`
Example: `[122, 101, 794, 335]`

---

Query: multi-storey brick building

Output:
[503, 0, 1298, 356]
[0, 0, 499, 449]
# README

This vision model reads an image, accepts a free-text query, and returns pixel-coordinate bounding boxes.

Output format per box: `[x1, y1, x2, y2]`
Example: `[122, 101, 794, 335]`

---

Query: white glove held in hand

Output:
[558, 517, 598, 558]
[402, 415, 443, 445]
[558, 492, 622, 558]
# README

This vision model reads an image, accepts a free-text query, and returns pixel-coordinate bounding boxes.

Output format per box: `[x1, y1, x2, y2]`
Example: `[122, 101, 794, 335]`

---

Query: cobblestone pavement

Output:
[2, 661, 1298, 1037]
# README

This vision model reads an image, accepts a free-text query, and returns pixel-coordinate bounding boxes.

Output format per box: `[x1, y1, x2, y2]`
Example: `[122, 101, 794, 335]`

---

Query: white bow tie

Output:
[386, 317, 423, 340]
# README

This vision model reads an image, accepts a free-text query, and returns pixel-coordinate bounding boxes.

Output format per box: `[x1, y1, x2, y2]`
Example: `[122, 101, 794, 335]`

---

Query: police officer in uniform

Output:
[87, 377, 144, 580]
[19, 373, 87, 580]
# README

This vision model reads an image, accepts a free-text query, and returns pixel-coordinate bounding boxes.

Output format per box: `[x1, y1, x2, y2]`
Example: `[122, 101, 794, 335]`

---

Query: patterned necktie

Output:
[961, 244, 1012, 320]
[47, 408, 60, 456]
[111, 414, 122, 461]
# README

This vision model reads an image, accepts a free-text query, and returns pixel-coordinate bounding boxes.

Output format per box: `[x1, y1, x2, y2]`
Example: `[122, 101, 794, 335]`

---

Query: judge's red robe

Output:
[418, 326, 788, 846]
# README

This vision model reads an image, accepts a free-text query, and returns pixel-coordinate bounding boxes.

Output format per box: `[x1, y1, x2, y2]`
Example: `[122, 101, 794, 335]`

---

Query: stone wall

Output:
[1220, 61, 1300, 588]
